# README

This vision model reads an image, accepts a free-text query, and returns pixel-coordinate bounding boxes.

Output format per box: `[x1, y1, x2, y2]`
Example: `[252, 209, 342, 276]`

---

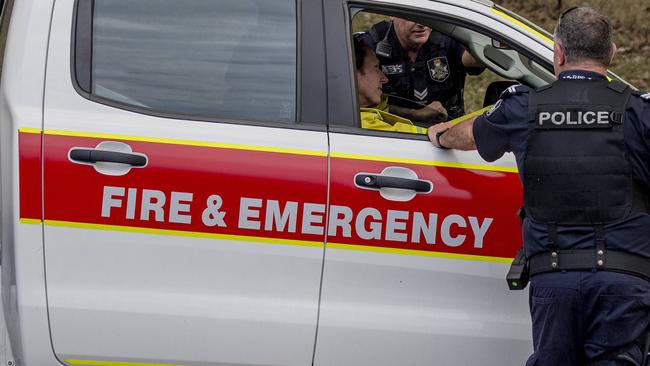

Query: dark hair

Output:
[554, 7, 613, 66]
[353, 33, 370, 71]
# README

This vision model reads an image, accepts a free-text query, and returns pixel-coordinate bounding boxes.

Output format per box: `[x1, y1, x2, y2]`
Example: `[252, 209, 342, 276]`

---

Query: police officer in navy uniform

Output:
[361, 18, 484, 126]
[428, 7, 650, 366]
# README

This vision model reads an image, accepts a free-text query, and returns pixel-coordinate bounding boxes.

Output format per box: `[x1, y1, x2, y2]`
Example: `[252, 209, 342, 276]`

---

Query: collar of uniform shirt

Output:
[559, 70, 607, 80]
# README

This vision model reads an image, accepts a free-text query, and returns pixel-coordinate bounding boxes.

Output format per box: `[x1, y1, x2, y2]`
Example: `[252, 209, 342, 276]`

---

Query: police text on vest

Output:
[538, 111, 610, 127]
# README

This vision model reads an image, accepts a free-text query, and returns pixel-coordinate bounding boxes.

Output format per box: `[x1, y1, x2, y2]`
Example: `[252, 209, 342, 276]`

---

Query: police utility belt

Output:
[507, 247, 650, 291]
[506, 79, 650, 290]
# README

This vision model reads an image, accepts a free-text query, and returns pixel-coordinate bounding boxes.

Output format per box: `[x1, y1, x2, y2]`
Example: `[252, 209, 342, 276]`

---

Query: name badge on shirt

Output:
[381, 64, 404, 75]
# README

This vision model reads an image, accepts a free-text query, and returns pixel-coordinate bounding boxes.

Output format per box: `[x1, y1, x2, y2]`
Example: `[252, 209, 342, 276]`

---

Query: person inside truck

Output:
[360, 17, 485, 126]
[354, 34, 427, 134]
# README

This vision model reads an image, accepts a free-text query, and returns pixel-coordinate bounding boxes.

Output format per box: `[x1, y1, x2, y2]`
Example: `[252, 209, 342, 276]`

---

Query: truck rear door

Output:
[40, 0, 327, 365]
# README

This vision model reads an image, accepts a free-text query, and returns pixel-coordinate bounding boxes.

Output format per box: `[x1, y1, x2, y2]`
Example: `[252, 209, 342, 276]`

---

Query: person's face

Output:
[392, 18, 431, 50]
[357, 48, 388, 108]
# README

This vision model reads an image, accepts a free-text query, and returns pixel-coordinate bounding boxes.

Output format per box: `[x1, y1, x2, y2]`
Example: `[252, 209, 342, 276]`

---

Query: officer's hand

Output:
[426, 101, 446, 113]
[427, 122, 453, 149]
[412, 101, 448, 124]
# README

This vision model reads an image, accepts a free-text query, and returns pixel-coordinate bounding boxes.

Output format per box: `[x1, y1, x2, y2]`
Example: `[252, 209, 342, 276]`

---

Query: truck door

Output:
[315, 1, 553, 365]
[40, 0, 327, 365]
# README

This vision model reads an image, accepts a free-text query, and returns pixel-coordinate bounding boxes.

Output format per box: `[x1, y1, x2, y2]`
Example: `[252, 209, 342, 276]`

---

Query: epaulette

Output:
[368, 21, 390, 44]
[633, 91, 650, 102]
[499, 84, 529, 99]
[607, 80, 629, 94]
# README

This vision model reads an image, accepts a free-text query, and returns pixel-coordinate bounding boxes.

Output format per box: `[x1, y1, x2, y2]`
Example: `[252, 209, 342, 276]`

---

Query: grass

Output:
[498, 0, 650, 90]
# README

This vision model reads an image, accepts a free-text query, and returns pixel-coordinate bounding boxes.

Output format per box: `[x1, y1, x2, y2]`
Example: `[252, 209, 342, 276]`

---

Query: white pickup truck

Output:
[0, 0, 635, 365]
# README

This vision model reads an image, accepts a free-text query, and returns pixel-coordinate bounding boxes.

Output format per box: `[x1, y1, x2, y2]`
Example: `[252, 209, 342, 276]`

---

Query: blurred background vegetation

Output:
[353, 0, 650, 112]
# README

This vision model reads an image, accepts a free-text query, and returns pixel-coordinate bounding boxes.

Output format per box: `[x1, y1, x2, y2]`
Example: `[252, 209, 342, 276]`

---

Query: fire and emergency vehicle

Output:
[0, 0, 635, 365]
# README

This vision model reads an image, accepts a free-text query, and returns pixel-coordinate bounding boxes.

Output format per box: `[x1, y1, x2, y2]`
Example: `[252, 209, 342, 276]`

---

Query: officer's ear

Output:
[553, 41, 566, 70]
[609, 42, 617, 65]
[554, 42, 564, 62]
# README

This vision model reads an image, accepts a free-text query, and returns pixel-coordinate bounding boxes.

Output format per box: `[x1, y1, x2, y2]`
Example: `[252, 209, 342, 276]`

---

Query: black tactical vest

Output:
[524, 79, 648, 225]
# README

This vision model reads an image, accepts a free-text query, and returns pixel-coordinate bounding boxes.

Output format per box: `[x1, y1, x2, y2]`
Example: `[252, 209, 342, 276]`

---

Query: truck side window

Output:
[80, 0, 297, 123]
[348, 10, 555, 138]
[0, 0, 14, 78]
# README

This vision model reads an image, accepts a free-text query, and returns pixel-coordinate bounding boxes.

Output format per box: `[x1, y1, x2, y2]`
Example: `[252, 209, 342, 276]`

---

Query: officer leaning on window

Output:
[360, 18, 484, 127]
[429, 6, 650, 366]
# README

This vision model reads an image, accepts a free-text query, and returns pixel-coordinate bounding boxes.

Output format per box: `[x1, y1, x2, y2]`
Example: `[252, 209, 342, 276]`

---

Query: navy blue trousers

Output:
[526, 271, 650, 366]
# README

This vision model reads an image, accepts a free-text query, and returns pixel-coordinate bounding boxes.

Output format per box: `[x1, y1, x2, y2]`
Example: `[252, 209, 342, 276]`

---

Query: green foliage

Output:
[498, 0, 649, 90]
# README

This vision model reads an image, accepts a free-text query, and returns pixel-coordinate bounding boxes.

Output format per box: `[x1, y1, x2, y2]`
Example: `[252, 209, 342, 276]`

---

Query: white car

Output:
[0, 0, 633, 365]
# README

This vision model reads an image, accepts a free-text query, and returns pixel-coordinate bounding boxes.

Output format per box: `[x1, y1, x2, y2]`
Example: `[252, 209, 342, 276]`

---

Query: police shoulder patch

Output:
[485, 99, 503, 118]
[634, 91, 650, 102]
[499, 84, 529, 99]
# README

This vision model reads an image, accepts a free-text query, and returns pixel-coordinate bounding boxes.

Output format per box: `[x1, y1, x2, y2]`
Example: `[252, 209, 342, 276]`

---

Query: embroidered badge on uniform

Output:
[414, 88, 428, 101]
[506, 85, 518, 94]
[381, 64, 404, 75]
[427, 57, 450, 82]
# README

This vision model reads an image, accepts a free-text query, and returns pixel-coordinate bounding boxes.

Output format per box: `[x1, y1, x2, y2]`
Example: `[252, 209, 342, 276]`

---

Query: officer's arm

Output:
[389, 102, 448, 124]
[461, 50, 484, 70]
[427, 117, 477, 150]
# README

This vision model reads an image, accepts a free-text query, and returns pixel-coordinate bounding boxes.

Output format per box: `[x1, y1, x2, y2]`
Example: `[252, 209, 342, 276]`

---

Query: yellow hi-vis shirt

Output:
[360, 108, 427, 134]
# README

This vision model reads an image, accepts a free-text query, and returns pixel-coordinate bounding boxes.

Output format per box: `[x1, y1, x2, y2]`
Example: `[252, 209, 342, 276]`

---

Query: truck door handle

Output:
[355, 174, 431, 192]
[69, 148, 148, 167]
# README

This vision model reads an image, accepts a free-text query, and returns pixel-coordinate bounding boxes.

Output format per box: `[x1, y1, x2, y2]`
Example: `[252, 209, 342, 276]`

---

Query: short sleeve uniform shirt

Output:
[472, 70, 650, 258]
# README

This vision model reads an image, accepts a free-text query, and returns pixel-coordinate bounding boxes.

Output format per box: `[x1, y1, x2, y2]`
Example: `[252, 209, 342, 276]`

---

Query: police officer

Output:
[428, 7, 650, 366]
[353, 34, 426, 134]
[361, 17, 484, 125]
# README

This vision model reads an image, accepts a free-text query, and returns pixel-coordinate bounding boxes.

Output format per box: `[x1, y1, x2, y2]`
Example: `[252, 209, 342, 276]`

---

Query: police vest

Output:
[368, 21, 466, 119]
[524, 79, 648, 225]
[522, 79, 650, 281]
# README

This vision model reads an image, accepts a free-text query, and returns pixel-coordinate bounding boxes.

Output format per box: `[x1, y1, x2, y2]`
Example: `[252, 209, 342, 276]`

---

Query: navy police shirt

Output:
[362, 21, 478, 119]
[473, 70, 650, 259]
